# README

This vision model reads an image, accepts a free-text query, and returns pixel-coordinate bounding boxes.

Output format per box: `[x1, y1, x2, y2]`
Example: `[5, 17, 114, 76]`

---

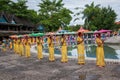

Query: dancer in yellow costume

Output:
[2, 42, 6, 52]
[9, 38, 13, 50]
[32, 37, 35, 44]
[28, 37, 32, 45]
[16, 38, 19, 54]
[37, 37, 43, 59]
[13, 38, 16, 53]
[18, 38, 21, 54]
[61, 34, 68, 63]
[96, 33, 105, 67]
[55, 36, 59, 46]
[22, 38, 26, 55]
[25, 37, 31, 58]
[1, 38, 6, 52]
[19, 38, 24, 56]
[48, 35, 55, 62]
[14, 38, 18, 53]
[77, 32, 85, 65]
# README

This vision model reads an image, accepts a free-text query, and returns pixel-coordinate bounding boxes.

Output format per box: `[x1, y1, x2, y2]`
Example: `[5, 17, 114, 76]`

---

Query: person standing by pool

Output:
[30, 37, 35, 44]
[96, 33, 105, 67]
[61, 34, 68, 63]
[25, 36, 31, 58]
[13, 38, 16, 53]
[77, 32, 85, 65]
[47, 35, 55, 62]
[55, 35, 59, 47]
[16, 38, 19, 53]
[17, 38, 21, 54]
[1, 38, 7, 52]
[1, 41, 6, 52]
[19, 37, 24, 56]
[37, 37, 43, 59]
[9, 38, 13, 50]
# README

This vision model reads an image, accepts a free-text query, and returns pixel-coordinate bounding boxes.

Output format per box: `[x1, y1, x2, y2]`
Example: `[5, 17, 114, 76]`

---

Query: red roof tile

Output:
[115, 21, 120, 25]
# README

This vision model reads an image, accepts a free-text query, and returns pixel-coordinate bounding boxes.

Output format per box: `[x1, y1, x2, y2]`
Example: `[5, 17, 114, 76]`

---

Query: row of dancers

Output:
[1, 32, 105, 68]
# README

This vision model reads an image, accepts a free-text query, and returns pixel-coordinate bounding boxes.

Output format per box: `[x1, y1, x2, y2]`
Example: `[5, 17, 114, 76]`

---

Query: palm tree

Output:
[38, 0, 72, 32]
[82, 2, 100, 30]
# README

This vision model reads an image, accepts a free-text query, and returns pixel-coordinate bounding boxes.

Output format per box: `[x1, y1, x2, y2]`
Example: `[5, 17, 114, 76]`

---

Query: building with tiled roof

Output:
[115, 21, 120, 25]
[0, 12, 37, 40]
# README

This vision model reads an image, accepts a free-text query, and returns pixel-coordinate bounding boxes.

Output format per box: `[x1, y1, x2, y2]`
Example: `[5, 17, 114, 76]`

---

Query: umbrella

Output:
[77, 26, 89, 33]
[98, 29, 112, 33]
[9, 35, 18, 38]
[29, 33, 35, 37]
[36, 33, 44, 37]
[46, 32, 55, 36]
[29, 33, 44, 37]
[94, 29, 112, 34]
[17, 35, 23, 38]
[23, 34, 29, 37]
[84, 31, 94, 34]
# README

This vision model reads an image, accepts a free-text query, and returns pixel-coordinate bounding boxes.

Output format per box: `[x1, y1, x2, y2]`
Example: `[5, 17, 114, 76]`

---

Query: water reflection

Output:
[86, 45, 119, 59]
[43, 45, 120, 60]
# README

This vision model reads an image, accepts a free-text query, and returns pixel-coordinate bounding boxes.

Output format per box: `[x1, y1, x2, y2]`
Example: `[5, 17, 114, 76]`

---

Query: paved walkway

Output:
[0, 50, 120, 80]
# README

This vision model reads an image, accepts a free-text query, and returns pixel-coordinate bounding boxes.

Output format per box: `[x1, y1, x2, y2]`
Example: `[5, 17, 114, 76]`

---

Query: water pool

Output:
[42, 45, 120, 60]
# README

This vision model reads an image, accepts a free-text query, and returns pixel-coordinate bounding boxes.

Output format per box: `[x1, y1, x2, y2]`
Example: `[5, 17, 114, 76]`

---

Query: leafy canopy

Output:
[74, 2, 117, 31]
[38, 0, 72, 32]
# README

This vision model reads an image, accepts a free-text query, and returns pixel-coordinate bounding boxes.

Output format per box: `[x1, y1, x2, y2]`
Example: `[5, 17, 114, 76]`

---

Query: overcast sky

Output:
[13, 0, 120, 25]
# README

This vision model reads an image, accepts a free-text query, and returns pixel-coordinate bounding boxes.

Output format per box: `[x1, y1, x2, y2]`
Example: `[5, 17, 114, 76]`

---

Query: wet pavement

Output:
[0, 50, 120, 80]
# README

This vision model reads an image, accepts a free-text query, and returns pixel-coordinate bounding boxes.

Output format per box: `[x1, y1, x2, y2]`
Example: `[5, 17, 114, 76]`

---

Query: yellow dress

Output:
[25, 40, 31, 58]
[48, 37, 55, 61]
[56, 36, 59, 46]
[37, 39, 43, 59]
[9, 41, 12, 49]
[96, 38, 105, 67]
[28, 38, 32, 45]
[19, 40, 24, 56]
[61, 37, 68, 62]
[22, 39, 25, 55]
[2, 43, 6, 52]
[14, 39, 18, 53]
[13, 40, 16, 53]
[77, 36, 85, 64]
[35, 37, 38, 43]
[30, 37, 35, 44]
[16, 39, 19, 54]
[18, 39, 21, 54]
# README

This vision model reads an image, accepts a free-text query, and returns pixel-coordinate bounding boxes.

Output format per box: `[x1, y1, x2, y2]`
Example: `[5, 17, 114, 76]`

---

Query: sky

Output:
[13, 0, 120, 25]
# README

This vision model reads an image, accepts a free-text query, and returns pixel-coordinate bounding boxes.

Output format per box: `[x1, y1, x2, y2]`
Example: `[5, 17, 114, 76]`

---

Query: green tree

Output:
[25, 9, 39, 24]
[68, 25, 81, 31]
[114, 24, 120, 30]
[10, 0, 39, 24]
[38, 0, 72, 32]
[75, 2, 117, 30]
[0, 0, 12, 12]
[10, 0, 28, 17]
[82, 2, 100, 30]
[87, 6, 117, 30]
[98, 6, 116, 30]
[0, 0, 39, 26]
